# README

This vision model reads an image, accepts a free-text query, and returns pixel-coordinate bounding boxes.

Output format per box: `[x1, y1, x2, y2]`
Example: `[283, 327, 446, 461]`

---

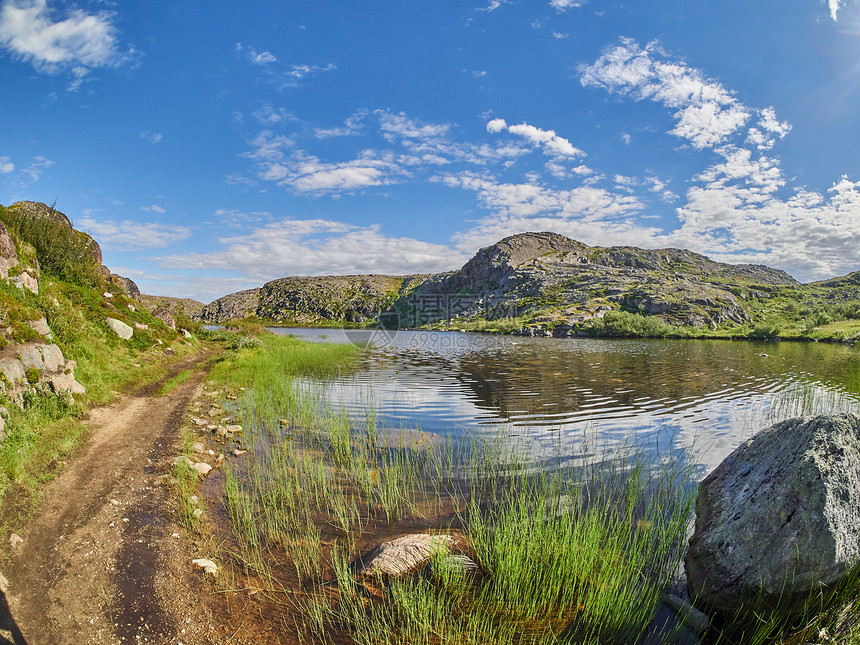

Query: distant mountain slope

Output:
[196, 232, 806, 331]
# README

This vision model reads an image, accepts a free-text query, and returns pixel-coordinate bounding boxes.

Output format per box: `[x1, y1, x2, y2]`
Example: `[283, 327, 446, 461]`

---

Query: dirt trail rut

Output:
[2, 349, 221, 645]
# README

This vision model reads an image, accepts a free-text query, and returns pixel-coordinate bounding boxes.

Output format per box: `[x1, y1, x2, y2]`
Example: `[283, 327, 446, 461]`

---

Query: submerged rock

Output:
[363, 533, 454, 577]
[686, 413, 860, 612]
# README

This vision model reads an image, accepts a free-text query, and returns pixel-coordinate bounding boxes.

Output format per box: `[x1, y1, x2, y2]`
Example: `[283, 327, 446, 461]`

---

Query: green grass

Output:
[206, 333, 701, 644]
[157, 368, 194, 396]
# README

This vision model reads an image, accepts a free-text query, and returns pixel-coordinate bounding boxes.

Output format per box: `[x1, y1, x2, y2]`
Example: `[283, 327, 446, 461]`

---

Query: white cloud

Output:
[552, 32, 569, 39]
[141, 204, 166, 214]
[77, 216, 191, 250]
[237, 43, 336, 89]
[580, 38, 753, 149]
[0, 0, 132, 75]
[377, 110, 451, 140]
[314, 111, 367, 138]
[0, 156, 13, 173]
[251, 105, 294, 125]
[486, 118, 507, 133]
[486, 118, 585, 157]
[549, 0, 587, 11]
[829, 0, 843, 20]
[19, 155, 52, 184]
[252, 50, 276, 65]
[140, 131, 163, 145]
[156, 219, 468, 282]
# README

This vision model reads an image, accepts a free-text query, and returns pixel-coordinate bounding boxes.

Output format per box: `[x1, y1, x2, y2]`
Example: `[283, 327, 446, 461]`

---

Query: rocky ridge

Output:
[196, 231, 800, 331]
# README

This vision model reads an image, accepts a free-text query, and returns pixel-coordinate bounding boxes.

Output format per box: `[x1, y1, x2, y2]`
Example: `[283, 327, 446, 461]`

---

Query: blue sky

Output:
[2, 0, 860, 302]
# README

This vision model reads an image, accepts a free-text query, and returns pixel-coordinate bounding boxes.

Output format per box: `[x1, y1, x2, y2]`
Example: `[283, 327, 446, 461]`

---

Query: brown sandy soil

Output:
[0, 348, 235, 645]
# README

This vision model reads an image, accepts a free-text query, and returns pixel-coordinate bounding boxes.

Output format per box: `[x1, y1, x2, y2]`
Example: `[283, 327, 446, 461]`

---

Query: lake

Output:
[271, 327, 860, 478]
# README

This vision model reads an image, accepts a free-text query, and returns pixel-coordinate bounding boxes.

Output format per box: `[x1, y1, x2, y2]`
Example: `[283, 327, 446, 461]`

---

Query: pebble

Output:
[192, 442, 205, 454]
[192, 558, 218, 576]
[192, 462, 212, 476]
[9, 534, 23, 550]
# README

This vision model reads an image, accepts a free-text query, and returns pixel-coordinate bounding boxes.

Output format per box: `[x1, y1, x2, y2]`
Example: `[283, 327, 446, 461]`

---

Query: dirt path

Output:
[1, 348, 223, 645]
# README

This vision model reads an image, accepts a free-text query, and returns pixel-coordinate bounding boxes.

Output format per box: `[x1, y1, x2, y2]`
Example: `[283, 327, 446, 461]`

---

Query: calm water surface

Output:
[271, 328, 860, 478]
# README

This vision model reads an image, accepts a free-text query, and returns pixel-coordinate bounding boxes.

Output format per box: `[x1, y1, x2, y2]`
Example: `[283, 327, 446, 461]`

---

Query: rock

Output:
[192, 442, 205, 454]
[172, 456, 193, 467]
[27, 318, 51, 339]
[109, 274, 141, 301]
[151, 306, 176, 330]
[686, 413, 860, 612]
[18, 345, 44, 371]
[40, 344, 65, 372]
[191, 417, 207, 426]
[0, 358, 25, 384]
[232, 449, 247, 457]
[134, 322, 148, 330]
[180, 328, 192, 339]
[0, 570, 9, 593]
[663, 595, 710, 636]
[192, 462, 212, 476]
[225, 424, 243, 434]
[192, 558, 218, 576]
[105, 317, 133, 340]
[11, 270, 38, 294]
[49, 374, 86, 396]
[0, 221, 19, 279]
[9, 533, 23, 550]
[362, 533, 454, 577]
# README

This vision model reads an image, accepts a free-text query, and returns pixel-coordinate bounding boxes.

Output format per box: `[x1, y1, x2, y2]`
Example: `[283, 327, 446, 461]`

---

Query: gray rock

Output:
[0, 358, 25, 384]
[105, 317, 133, 340]
[11, 270, 38, 295]
[27, 318, 51, 339]
[363, 533, 454, 577]
[686, 413, 860, 612]
[49, 373, 86, 395]
[151, 305, 176, 330]
[40, 344, 65, 372]
[109, 274, 141, 301]
[18, 345, 44, 371]
[192, 462, 212, 476]
[663, 595, 710, 636]
[0, 221, 19, 279]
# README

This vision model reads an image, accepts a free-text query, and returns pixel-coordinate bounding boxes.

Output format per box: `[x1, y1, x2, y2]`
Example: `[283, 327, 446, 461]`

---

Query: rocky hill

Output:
[198, 232, 805, 332]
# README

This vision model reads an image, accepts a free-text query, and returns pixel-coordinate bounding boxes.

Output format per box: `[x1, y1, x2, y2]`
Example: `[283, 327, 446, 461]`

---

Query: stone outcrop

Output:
[139, 294, 204, 319]
[151, 305, 176, 330]
[0, 222, 18, 279]
[109, 274, 141, 301]
[105, 317, 133, 340]
[195, 288, 261, 323]
[0, 341, 85, 406]
[686, 413, 860, 613]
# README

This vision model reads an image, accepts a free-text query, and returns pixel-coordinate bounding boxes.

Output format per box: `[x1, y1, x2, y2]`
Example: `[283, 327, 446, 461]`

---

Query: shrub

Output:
[0, 205, 102, 288]
[25, 367, 39, 385]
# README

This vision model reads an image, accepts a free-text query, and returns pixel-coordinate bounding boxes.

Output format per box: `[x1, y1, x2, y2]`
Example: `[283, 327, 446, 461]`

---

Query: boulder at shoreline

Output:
[686, 412, 860, 613]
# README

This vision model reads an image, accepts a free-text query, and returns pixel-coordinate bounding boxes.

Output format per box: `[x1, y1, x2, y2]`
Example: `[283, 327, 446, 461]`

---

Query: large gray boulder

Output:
[105, 317, 133, 340]
[686, 413, 860, 612]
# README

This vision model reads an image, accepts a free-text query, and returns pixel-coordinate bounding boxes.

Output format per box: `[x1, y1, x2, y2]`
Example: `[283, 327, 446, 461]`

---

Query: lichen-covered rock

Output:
[0, 358, 25, 384]
[105, 317, 133, 340]
[27, 318, 51, 339]
[0, 222, 19, 279]
[11, 269, 38, 295]
[110, 274, 141, 301]
[686, 413, 860, 613]
[151, 305, 176, 330]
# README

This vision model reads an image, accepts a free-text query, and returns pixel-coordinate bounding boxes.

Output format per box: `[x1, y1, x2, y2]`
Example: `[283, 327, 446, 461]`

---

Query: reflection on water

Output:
[271, 328, 860, 478]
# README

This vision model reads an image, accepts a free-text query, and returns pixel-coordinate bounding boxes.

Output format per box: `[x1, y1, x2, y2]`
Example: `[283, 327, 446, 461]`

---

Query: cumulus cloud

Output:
[0, 0, 133, 77]
[580, 38, 752, 149]
[0, 156, 13, 173]
[77, 216, 191, 250]
[156, 219, 468, 282]
[486, 118, 585, 157]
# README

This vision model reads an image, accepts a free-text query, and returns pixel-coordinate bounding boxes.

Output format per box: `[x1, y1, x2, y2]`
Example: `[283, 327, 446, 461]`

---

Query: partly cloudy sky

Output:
[2, 0, 860, 301]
